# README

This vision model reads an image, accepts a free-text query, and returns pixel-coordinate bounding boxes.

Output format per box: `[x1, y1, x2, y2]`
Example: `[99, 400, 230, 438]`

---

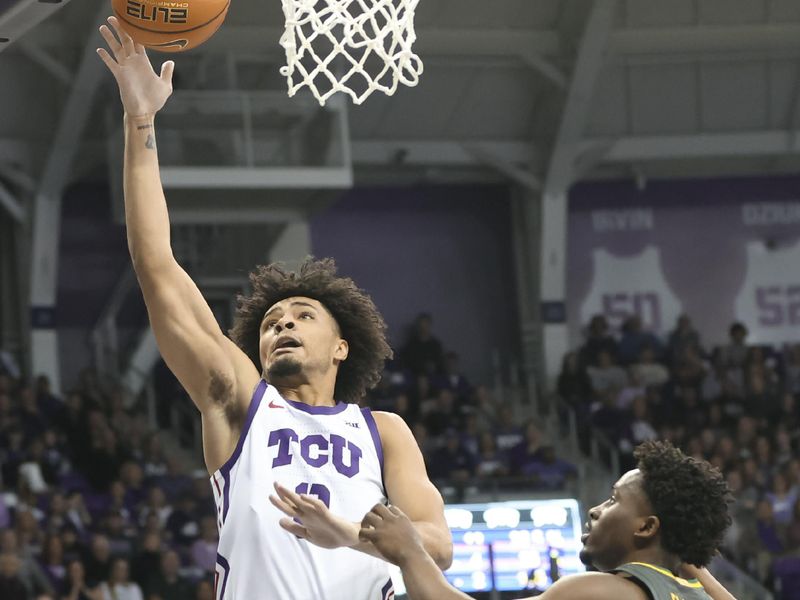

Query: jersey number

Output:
[295, 482, 331, 508]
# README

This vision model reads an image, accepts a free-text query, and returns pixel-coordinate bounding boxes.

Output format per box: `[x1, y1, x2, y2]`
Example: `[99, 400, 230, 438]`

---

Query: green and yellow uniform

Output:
[612, 562, 712, 600]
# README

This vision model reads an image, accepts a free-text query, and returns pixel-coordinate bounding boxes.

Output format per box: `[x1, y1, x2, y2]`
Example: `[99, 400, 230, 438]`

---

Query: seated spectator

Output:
[65, 492, 92, 537]
[766, 472, 799, 526]
[493, 405, 524, 452]
[0, 553, 29, 600]
[190, 517, 217, 574]
[82, 535, 111, 588]
[755, 499, 784, 555]
[628, 396, 658, 445]
[667, 314, 702, 364]
[630, 345, 669, 388]
[103, 511, 134, 557]
[591, 389, 629, 446]
[142, 434, 168, 479]
[586, 350, 627, 393]
[618, 315, 662, 365]
[38, 534, 66, 592]
[138, 487, 172, 530]
[672, 344, 706, 388]
[130, 533, 162, 591]
[717, 322, 749, 370]
[474, 432, 507, 478]
[431, 352, 471, 401]
[422, 389, 459, 439]
[472, 385, 498, 429]
[165, 494, 199, 547]
[428, 431, 475, 483]
[524, 446, 576, 490]
[509, 420, 545, 476]
[578, 314, 618, 368]
[144, 550, 192, 600]
[785, 344, 800, 394]
[0, 529, 53, 597]
[61, 559, 101, 600]
[98, 558, 142, 600]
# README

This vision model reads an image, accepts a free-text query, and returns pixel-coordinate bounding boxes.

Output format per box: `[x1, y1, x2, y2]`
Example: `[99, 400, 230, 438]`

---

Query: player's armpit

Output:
[535, 572, 649, 600]
[372, 411, 453, 570]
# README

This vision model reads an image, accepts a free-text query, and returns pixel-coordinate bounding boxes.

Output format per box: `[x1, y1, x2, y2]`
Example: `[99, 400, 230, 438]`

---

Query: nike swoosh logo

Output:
[268, 400, 285, 409]
[151, 39, 189, 49]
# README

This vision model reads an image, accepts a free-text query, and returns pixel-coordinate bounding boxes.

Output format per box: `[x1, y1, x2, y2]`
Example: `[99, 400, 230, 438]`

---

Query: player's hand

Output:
[359, 504, 426, 567]
[269, 482, 359, 549]
[97, 16, 174, 118]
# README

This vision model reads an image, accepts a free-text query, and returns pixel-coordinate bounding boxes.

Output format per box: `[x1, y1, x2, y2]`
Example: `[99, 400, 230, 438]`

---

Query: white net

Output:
[279, 0, 424, 106]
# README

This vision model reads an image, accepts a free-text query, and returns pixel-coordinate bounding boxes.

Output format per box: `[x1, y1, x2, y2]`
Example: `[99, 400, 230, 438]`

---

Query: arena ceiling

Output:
[2, 0, 800, 211]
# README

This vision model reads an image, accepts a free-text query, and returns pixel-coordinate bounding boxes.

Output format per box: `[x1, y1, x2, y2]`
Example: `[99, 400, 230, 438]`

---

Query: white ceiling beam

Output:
[351, 140, 537, 166]
[461, 143, 542, 191]
[160, 166, 353, 189]
[0, 181, 25, 223]
[518, 51, 568, 89]
[581, 131, 800, 162]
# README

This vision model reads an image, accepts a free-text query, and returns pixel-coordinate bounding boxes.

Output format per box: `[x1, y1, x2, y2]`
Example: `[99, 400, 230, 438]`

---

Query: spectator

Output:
[82, 535, 111, 588]
[667, 314, 702, 364]
[630, 345, 670, 388]
[190, 517, 217, 574]
[474, 432, 507, 478]
[97, 558, 142, 600]
[0, 529, 52, 597]
[61, 559, 101, 600]
[493, 405, 524, 452]
[400, 313, 444, 376]
[130, 533, 162, 591]
[144, 550, 192, 600]
[0, 553, 29, 600]
[586, 350, 627, 393]
[578, 315, 618, 368]
[428, 431, 475, 483]
[557, 352, 591, 409]
[431, 352, 471, 401]
[39, 534, 66, 592]
[509, 420, 545, 476]
[617, 315, 662, 365]
[138, 487, 172, 530]
[767, 472, 799, 526]
[718, 322, 749, 370]
[422, 389, 459, 438]
[524, 446, 576, 490]
[472, 385, 498, 429]
[165, 493, 199, 547]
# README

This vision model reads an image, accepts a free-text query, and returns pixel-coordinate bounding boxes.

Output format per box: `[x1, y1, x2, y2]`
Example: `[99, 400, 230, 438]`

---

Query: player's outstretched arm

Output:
[359, 505, 470, 600]
[97, 17, 259, 472]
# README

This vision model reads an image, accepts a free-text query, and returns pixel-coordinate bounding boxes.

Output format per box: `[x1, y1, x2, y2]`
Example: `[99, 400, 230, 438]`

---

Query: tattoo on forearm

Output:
[136, 124, 152, 131]
[145, 134, 156, 150]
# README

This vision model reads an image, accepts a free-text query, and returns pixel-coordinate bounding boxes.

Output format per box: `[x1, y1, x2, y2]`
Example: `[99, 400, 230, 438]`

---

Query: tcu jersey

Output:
[210, 380, 393, 600]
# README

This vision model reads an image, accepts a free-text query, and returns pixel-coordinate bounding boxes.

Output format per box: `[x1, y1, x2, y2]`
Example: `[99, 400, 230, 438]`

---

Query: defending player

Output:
[353, 441, 739, 600]
[96, 17, 451, 600]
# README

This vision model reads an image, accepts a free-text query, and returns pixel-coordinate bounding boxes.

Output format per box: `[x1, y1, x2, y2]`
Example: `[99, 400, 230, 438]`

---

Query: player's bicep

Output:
[137, 261, 258, 409]
[375, 412, 446, 526]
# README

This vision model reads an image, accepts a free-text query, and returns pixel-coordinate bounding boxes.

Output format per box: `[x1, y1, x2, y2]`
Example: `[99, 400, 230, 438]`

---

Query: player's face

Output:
[579, 469, 655, 572]
[259, 297, 348, 382]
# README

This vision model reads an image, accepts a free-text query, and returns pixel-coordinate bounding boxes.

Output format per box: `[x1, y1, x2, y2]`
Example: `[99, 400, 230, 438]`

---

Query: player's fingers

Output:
[134, 42, 146, 55]
[108, 16, 136, 56]
[298, 494, 326, 511]
[370, 504, 394, 518]
[279, 518, 308, 539]
[388, 505, 405, 518]
[269, 494, 301, 517]
[361, 511, 384, 529]
[358, 526, 377, 543]
[98, 24, 123, 59]
[96, 48, 119, 74]
[160, 60, 175, 84]
[275, 482, 306, 508]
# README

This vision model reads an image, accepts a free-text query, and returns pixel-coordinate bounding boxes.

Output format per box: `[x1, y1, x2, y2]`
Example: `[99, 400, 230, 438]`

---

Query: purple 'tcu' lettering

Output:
[268, 428, 298, 468]
[331, 434, 361, 478]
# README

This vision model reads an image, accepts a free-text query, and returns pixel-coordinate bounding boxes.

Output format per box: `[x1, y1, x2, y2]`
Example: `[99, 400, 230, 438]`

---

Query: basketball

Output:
[110, 0, 230, 53]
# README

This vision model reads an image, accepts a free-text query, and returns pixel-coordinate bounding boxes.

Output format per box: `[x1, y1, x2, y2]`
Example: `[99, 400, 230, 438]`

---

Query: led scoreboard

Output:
[389, 499, 585, 596]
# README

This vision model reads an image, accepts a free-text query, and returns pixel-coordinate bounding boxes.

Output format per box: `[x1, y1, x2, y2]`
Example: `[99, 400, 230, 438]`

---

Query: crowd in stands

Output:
[363, 313, 576, 495]
[0, 364, 217, 600]
[0, 311, 575, 600]
[559, 314, 800, 599]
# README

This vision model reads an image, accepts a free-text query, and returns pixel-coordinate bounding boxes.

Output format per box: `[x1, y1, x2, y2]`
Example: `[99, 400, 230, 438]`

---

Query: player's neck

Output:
[274, 376, 337, 407]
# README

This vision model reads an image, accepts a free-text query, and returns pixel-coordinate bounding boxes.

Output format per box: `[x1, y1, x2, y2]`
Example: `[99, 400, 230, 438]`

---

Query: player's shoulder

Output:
[542, 572, 650, 600]
[370, 411, 416, 448]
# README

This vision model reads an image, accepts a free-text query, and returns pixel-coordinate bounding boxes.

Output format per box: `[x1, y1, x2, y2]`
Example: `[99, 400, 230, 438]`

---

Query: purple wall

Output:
[568, 176, 800, 347]
[310, 185, 519, 384]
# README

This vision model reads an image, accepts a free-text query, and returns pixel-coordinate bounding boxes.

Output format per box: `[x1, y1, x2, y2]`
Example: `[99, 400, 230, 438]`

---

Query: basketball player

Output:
[96, 17, 452, 599]
[354, 441, 739, 600]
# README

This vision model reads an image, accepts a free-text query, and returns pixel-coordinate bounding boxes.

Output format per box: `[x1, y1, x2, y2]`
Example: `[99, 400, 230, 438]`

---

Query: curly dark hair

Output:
[229, 258, 392, 404]
[634, 440, 732, 567]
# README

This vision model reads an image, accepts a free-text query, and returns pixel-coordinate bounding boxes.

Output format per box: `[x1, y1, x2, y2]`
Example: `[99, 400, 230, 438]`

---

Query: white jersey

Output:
[211, 380, 394, 600]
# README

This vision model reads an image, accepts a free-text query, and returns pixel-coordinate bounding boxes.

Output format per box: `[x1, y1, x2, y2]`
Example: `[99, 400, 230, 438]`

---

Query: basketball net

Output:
[279, 0, 424, 105]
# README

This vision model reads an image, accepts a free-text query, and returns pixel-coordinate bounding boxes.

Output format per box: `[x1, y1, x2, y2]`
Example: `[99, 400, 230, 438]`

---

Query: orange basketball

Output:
[110, 0, 230, 53]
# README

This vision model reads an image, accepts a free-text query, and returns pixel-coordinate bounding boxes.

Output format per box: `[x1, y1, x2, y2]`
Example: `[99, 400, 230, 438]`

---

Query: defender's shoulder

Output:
[543, 572, 650, 600]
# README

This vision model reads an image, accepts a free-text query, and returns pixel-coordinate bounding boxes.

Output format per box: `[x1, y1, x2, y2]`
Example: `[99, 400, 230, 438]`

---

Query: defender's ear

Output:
[334, 339, 349, 362]
[634, 515, 660, 542]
